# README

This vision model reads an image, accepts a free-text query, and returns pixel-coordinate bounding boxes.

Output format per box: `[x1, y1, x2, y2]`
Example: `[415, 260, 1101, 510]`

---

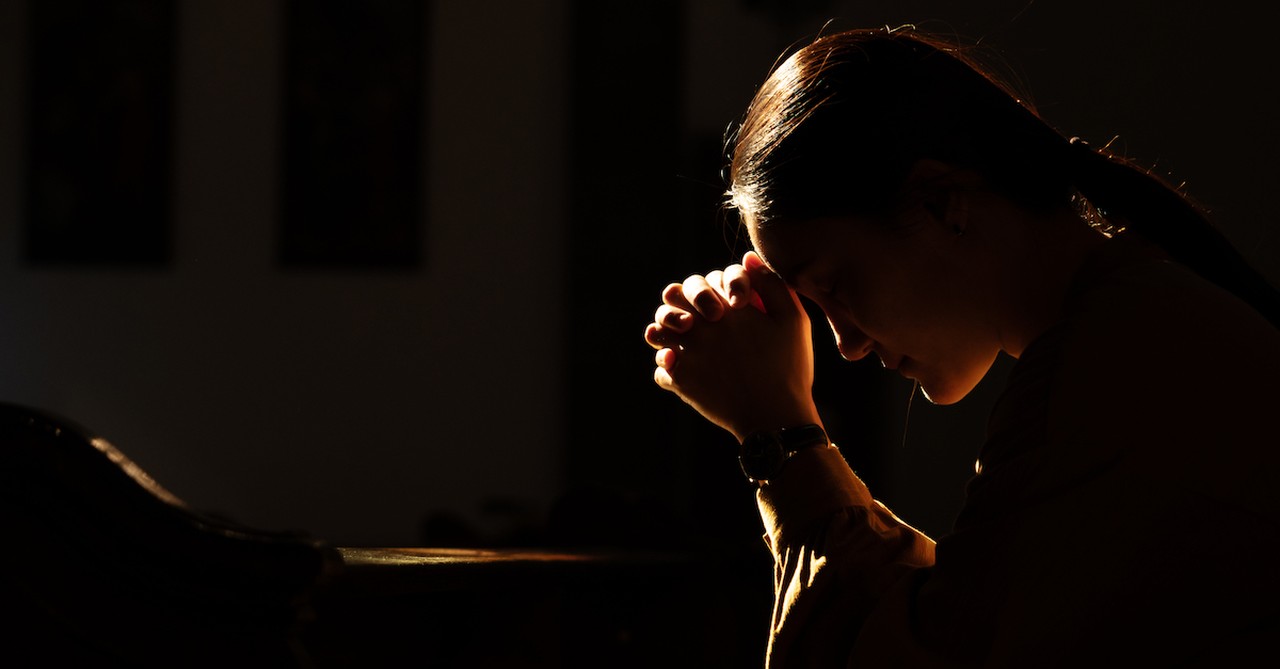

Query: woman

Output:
[644, 27, 1280, 667]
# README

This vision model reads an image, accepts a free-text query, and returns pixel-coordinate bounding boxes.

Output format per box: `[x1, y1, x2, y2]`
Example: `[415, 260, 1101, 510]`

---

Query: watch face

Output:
[739, 432, 786, 482]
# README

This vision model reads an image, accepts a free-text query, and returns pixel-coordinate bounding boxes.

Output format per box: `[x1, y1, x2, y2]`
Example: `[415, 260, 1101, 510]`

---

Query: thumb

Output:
[743, 251, 802, 317]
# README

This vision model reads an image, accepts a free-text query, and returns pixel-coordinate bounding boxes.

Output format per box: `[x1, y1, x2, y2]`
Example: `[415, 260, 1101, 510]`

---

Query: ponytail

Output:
[726, 26, 1280, 329]
[1068, 138, 1280, 328]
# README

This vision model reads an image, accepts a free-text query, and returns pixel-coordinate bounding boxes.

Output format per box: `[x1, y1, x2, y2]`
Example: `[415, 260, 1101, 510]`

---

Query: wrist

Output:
[730, 407, 822, 444]
[738, 424, 831, 485]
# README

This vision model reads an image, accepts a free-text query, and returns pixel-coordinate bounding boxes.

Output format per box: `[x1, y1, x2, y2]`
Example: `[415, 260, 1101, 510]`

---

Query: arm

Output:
[757, 445, 936, 668]
[644, 252, 937, 666]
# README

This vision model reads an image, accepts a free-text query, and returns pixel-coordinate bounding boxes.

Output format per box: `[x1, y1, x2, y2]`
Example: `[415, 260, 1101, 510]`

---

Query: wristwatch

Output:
[738, 424, 830, 484]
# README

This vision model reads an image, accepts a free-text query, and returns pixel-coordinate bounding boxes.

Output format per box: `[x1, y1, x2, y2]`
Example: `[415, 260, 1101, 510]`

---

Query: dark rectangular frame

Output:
[278, 0, 427, 269]
[23, 0, 176, 266]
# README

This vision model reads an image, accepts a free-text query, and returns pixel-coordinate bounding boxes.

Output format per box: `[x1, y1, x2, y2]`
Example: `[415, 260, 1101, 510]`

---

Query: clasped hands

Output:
[644, 251, 823, 441]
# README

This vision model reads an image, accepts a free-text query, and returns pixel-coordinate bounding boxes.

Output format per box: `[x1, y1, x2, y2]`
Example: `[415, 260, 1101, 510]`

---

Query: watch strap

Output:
[738, 424, 829, 484]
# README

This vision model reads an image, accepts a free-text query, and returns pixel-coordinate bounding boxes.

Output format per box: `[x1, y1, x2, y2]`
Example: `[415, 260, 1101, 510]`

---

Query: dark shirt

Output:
[756, 242, 1280, 667]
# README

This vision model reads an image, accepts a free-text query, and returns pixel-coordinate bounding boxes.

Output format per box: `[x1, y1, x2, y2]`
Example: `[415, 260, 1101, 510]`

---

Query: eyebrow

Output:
[766, 256, 807, 289]
[754, 228, 807, 287]
[755, 252, 784, 279]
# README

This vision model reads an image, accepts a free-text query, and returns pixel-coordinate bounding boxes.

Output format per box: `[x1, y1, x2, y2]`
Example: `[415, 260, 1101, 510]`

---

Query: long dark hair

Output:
[725, 27, 1280, 327]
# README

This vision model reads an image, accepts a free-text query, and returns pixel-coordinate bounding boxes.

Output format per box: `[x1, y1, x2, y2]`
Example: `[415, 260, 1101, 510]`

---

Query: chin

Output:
[918, 377, 980, 406]
[915, 358, 994, 406]
[920, 386, 961, 406]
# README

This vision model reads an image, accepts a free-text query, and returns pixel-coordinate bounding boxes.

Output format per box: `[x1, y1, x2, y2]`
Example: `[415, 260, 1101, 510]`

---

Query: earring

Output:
[952, 224, 966, 237]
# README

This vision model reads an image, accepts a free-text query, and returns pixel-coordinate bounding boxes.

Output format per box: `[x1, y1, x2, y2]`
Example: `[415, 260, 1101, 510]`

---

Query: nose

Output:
[826, 315, 874, 362]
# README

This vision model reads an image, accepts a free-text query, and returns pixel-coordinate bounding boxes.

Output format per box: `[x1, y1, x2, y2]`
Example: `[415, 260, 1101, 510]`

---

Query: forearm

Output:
[757, 445, 936, 668]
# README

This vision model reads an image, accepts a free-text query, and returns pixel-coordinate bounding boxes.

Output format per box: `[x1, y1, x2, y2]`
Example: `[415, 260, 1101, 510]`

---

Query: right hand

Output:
[643, 252, 823, 441]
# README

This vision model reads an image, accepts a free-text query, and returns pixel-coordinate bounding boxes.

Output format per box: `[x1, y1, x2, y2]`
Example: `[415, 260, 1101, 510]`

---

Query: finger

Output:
[653, 363, 674, 390]
[722, 263, 749, 307]
[655, 347, 678, 370]
[744, 251, 802, 316]
[655, 304, 693, 333]
[741, 252, 769, 312]
[662, 282, 695, 312]
[645, 322, 680, 350]
[705, 269, 725, 297]
[682, 274, 727, 322]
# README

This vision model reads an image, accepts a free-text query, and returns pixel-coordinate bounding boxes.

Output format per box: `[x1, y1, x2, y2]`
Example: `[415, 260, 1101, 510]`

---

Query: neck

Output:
[997, 207, 1111, 358]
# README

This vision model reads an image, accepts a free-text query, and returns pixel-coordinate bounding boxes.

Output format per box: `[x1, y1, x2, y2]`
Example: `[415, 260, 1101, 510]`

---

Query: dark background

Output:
[1, 0, 1276, 558]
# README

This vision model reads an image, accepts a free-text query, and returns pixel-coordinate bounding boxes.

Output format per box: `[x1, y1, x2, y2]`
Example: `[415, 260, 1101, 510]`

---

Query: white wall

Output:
[0, 0, 569, 546]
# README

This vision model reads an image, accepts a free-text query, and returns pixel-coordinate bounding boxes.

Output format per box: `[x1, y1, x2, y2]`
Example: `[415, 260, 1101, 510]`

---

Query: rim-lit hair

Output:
[726, 27, 1071, 231]
[723, 26, 1280, 326]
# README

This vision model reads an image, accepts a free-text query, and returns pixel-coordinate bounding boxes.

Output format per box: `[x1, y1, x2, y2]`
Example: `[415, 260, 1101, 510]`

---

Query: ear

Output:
[900, 159, 979, 232]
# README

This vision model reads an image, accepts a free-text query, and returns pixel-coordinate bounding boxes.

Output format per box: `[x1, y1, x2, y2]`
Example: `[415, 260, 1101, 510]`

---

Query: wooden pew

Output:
[0, 402, 340, 667]
[0, 403, 771, 668]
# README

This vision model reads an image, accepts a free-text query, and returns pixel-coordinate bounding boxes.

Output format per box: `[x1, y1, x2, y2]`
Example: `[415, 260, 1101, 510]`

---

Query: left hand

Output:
[644, 252, 821, 441]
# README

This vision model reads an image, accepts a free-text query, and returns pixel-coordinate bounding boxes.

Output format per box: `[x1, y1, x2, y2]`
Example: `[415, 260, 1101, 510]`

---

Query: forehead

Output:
[751, 214, 894, 285]
[749, 220, 812, 284]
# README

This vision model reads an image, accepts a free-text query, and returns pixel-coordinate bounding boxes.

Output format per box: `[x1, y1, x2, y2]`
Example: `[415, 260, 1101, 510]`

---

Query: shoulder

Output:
[1061, 257, 1280, 388]
[1050, 257, 1280, 509]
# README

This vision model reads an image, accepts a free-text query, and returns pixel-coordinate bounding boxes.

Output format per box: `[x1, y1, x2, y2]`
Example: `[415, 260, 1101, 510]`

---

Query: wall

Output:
[0, 0, 1275, 547]
[0, 0, 569, 546]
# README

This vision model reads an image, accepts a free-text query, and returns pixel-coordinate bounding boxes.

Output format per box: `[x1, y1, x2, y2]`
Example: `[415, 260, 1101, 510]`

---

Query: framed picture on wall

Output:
[23, 0, 176, 266]
[279, 0, 426, 269]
